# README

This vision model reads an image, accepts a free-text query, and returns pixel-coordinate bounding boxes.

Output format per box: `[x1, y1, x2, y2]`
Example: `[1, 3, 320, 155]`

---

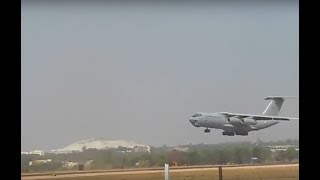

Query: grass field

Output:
[45, 165, 299, 180]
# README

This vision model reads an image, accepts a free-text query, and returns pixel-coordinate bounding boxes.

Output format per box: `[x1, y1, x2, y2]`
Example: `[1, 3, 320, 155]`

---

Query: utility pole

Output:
[218, 166, 223, 180]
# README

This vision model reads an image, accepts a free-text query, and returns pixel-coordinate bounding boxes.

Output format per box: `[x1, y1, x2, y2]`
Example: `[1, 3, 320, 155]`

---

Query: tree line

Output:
[21, 139, 299, 172]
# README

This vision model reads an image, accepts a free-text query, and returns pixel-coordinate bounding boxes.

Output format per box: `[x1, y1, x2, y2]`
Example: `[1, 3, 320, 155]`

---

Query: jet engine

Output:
[240, 118, 257, 125]
[228, 117, 257, 125]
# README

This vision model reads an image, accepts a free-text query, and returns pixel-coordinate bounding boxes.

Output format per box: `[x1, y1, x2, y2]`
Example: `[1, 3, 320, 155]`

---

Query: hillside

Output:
[55, 139, 150, 152]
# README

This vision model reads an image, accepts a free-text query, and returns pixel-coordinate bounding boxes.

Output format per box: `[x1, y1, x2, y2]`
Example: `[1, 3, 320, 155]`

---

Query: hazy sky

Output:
[22, 1, 299, 151]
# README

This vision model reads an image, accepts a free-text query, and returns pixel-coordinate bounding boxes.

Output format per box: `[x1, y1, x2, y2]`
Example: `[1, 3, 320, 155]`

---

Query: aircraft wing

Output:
[219, 112, 298, 121]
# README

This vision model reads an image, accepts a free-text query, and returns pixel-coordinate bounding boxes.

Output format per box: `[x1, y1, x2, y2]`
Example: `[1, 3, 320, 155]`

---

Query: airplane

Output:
[189, 96, 298, 136]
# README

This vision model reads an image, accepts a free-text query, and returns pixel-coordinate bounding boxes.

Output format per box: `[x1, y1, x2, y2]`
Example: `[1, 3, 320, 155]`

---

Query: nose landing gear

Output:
[204, 128, 210, 133]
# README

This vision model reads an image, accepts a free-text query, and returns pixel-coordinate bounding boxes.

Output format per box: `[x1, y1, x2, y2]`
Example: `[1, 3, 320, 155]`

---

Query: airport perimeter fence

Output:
[164, 163, 223, 180]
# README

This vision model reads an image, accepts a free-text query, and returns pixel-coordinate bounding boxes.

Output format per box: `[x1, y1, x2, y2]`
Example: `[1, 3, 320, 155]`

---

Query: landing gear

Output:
[235, 132, 248, 136]
[222, 132, 234, 136]
[204, 128, 210, 133]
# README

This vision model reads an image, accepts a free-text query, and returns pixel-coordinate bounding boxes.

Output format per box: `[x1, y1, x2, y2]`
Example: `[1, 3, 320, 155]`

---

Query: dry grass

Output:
[48, 165, 299, 180]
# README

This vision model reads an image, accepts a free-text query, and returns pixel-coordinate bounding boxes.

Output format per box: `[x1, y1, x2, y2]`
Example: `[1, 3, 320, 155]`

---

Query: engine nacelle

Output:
[228, 117, 257, 125]
[228, 117, 241, 125]
[240, 118, 257, 125]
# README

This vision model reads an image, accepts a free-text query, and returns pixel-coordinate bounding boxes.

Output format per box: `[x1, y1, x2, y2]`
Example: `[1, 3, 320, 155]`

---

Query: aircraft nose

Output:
[189, 119, 200, 127]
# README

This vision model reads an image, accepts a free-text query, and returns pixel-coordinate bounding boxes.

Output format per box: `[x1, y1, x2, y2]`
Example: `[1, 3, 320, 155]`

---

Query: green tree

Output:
[275, 151, 287, 162]
[286, 147, 298, 162]
[186, 151, 198, 165]
[215, 148, 231, 164]
[234, 147, 251, 164]
[252, 146, 271, 163]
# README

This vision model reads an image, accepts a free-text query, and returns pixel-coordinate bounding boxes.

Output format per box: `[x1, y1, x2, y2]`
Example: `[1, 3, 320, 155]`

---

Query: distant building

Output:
[30, 150, 45, 156]
[172, 146, 189, 152]
[133, 145, 151, 153]
[117, 146, 133, 153]
[62, 161, 78, 168]
[21, 150, 45, 156]
[50, 149, 75, 154]
[29, 159, 52, 165]
[267, 145, 299, 152]
[84, 160, 94, 166]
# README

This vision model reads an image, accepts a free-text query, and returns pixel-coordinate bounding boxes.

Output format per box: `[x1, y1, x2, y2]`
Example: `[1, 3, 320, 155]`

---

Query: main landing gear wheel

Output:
[222, 132, 234, 136]
[204, 128, 210, 133]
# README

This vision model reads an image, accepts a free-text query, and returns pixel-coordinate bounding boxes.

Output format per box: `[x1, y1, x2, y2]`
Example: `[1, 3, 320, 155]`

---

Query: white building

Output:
[267, 145, 299, 152]
[133, 145, 151, 153]
[29, 159, 52, 166]
[50, 149, 75, 154]
[172, 146, 189, 152]
[21, 150, 45, 156]
[29, 150, 45, 156]
[62, 161, 78, 168]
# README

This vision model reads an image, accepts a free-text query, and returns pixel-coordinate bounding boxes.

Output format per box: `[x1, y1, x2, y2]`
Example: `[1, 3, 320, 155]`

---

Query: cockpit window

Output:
[192, 113, 202, 117]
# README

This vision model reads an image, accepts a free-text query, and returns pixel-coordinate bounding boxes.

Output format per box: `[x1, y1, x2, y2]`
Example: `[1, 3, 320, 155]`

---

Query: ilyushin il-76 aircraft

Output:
[189, 96, 298, 136]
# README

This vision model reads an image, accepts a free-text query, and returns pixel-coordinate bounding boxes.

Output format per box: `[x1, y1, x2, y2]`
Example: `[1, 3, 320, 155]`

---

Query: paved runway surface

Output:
[21, 163, 299, 180]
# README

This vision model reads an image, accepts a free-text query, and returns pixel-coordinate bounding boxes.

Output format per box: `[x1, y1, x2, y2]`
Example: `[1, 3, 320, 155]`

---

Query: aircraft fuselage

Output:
[189, 112, 279, 135]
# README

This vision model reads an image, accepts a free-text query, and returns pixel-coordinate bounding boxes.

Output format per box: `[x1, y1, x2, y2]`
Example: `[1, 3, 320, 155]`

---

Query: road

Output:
[21, 163, 299, 180]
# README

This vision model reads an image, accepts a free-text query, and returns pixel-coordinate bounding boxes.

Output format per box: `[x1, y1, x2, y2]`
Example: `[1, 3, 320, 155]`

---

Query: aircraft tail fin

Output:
[262, 96, 298, 116]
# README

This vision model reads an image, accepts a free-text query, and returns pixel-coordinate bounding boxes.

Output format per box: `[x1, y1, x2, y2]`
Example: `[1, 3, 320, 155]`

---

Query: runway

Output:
[21, 163, 299, 180]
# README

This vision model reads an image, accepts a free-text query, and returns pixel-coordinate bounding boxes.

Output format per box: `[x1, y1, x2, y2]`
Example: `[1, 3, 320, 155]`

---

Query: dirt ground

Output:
[21, 164, 299, 180]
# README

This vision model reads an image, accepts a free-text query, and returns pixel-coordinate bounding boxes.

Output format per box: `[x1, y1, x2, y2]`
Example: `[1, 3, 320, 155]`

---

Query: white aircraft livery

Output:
[189, 96, 298, 136]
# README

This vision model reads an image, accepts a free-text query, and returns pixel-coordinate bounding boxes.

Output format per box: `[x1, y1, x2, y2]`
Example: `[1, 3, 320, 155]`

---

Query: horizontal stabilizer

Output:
[265, 96, 299, 100]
